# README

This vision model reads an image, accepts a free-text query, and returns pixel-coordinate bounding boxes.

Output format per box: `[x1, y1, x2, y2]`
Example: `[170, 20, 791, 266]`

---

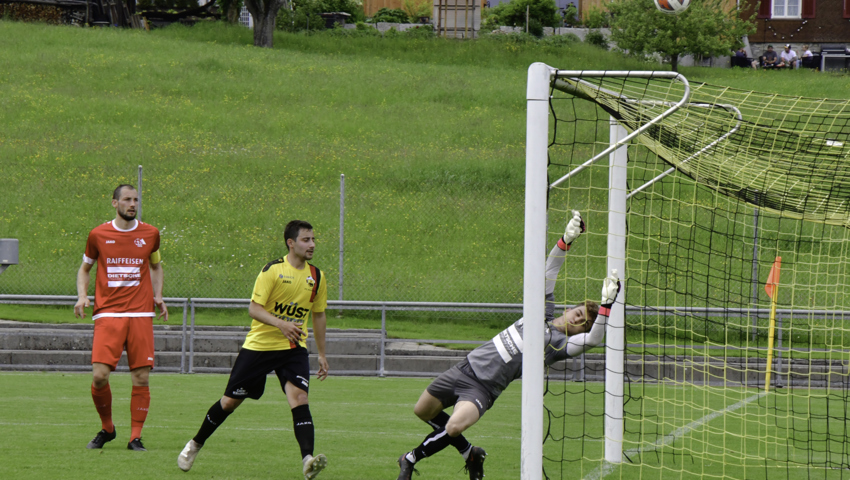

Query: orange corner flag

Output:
[764, 256, 782, 301]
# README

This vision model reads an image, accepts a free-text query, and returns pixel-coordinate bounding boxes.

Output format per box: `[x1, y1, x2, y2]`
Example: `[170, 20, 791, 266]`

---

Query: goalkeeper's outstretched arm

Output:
[545, 210, 585, 320]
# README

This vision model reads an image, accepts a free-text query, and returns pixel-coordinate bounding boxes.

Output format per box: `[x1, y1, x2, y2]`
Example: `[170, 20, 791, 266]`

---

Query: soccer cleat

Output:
[464, 446, 487, 480]
[397, 454, 419, 480]
[86, 428, 116, 449]
[178, 439, 202, 472]
[127, 437, 147, 451]
[302, 453, 327, 480]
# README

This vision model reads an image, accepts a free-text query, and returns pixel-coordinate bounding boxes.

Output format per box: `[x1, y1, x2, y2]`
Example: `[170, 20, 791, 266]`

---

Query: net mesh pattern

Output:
[542, 73, 850, 480]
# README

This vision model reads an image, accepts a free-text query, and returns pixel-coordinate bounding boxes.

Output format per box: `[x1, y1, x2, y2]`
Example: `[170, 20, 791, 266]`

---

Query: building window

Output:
[773, 0, 801, 18]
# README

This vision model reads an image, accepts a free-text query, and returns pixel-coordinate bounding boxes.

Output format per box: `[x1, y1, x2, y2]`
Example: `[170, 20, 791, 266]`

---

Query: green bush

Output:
[276, 0, 366, 32]
[583, 6, 609, 28]
[489, 0, 560, 28]
[370, 7, 408, 23]
[584, 30, 608, 49]
[562, 4, 577, 26]
[526, 17, 543, 38]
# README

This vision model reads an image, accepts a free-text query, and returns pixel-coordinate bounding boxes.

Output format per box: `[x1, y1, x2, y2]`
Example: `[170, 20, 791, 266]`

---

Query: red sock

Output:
[91, 383, 114, 433]
[130, 385, 150, 440]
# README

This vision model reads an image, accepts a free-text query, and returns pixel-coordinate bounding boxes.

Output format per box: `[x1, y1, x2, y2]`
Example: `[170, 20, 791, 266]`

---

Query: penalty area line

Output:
[583, 392, 766, 480]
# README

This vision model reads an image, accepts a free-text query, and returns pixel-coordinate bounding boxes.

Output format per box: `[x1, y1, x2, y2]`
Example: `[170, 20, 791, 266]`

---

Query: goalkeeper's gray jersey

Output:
[466, 318, 569, 399]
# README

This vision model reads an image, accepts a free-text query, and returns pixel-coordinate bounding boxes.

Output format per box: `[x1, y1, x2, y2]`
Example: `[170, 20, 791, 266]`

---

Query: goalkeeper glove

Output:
[558, 210, 586, 251]
[600, 269, 621, 316]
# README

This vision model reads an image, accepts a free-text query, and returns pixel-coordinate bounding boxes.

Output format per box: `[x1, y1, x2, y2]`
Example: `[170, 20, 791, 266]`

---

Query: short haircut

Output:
[583, 300, 601, 332]
[113, 184, 136, 200]
[284, 220, 313, 251]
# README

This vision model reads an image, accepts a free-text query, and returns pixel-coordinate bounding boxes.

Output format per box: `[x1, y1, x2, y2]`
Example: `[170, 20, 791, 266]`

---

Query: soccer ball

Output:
[654, 0, 690, 14]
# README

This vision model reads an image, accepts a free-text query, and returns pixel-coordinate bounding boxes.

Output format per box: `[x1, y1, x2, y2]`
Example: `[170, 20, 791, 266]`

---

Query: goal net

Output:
[523, 64, 850, 480]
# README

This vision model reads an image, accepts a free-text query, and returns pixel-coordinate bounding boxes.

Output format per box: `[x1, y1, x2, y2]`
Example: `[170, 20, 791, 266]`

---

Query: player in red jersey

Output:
[74, 184, 168, 452]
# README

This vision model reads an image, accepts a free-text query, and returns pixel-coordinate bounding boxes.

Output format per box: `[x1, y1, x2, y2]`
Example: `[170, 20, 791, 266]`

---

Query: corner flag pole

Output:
[764, 256, 781, 393]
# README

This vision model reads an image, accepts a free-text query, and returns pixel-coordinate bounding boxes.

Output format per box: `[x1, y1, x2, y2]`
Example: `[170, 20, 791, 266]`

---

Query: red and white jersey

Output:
[83, 219, 161, 320]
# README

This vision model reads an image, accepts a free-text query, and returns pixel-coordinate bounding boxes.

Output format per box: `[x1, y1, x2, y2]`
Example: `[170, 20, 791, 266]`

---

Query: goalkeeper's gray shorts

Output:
[426, 361, 495, 418]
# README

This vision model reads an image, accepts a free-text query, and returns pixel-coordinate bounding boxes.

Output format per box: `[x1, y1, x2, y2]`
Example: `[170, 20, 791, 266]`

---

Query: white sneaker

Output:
[302, 453, 328, 480]
[178, 439, 202, 472]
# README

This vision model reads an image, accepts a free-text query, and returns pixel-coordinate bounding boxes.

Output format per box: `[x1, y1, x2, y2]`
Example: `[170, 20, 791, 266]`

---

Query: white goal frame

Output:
[522, 64, 690, 480]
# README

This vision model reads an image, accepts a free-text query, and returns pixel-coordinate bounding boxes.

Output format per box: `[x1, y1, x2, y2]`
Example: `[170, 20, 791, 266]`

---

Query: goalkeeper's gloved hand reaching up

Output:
[601, 269, 621, 313]
[559, 210, 586, 251]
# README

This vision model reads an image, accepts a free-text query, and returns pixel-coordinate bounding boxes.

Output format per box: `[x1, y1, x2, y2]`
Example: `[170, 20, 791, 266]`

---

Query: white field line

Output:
[583, 392, 767, 480]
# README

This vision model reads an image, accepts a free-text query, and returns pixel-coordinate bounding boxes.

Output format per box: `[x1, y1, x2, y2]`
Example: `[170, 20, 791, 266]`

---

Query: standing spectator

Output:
[781, 44, 799, 69]
[177, 220, 329, 480]
[75, 184, 168, 452]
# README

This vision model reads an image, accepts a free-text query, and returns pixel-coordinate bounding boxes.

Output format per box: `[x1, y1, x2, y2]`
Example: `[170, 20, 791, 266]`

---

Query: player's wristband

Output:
[599, 305, 612, 317]
[558, 237, 570, 251]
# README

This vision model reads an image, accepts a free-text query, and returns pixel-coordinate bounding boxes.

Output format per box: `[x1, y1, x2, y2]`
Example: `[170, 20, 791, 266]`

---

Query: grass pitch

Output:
[3, 371, 848, 479]
[0, 372, 521, 480]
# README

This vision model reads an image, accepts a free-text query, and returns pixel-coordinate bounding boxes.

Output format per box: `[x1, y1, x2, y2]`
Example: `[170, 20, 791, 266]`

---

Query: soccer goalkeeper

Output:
[395, 211, 621, 480]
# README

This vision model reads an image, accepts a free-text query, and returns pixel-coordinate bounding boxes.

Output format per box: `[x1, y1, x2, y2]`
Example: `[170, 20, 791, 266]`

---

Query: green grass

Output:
[2, 20, 848, 306]
[3, 371, 848, 480]
[0, 372, 520, 479]
[2, 20, 850, 347]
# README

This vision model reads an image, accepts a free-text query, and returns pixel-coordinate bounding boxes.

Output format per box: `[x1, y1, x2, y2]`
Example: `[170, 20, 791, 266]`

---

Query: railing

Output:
[2, 295, 849, 376]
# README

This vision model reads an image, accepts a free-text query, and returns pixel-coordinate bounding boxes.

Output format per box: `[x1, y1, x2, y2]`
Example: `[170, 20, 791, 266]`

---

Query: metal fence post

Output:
[379, 306, 386, 377]
[189, 300, 196, 374]
[137, 165, 143, 221]
[339, 174, 345, 305]
[180, 299, 188, 373]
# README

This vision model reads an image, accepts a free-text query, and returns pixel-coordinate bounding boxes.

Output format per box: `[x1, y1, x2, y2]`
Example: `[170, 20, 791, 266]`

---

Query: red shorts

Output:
[92, 317, 155, 371]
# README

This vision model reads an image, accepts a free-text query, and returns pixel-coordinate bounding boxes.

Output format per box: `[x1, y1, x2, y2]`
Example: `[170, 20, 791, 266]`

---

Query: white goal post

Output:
[522, 64, 691, 480]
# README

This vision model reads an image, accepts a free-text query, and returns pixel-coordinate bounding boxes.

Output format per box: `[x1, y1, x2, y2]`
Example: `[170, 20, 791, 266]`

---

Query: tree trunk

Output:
[244, 0, 285, 48]
[226, 2, 239, 24]
[670, 54, 679, 73]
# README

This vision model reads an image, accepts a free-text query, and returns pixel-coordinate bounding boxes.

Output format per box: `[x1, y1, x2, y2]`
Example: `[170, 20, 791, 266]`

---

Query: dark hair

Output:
[284, 220, 313, 250]
[112, 184, 136, 200]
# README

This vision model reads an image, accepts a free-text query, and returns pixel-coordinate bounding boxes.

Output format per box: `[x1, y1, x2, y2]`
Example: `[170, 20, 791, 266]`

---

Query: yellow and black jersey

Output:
[242, 255, 327, 351]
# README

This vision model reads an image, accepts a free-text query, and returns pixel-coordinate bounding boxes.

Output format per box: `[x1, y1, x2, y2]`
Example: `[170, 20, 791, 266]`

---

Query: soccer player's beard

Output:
[118, 210, 136, 222]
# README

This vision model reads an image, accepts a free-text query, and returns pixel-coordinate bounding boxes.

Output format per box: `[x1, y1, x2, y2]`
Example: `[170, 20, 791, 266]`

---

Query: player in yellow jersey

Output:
[177, 220, 329, 480]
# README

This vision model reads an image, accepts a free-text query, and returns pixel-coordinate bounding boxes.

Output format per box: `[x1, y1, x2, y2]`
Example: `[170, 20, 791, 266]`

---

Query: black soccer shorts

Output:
[223, 347, 311, 400]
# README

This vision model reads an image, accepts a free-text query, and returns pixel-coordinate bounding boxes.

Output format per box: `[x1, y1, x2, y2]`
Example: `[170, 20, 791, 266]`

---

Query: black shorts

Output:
[426, 361, 495, 418]
[224, 347, 311, 400]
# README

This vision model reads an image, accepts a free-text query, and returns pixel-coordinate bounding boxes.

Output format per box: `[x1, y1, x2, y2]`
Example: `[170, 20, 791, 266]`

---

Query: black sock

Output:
[425, 412, 472, 457]
[411, 426, 454, 462]
[291, 404, 314, 458]
[193, 400, 232, 446]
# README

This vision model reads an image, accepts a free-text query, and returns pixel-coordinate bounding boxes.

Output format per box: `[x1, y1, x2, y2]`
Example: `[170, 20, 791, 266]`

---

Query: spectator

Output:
[761, 45, 783, 68]
[731, 47, 756, 69]
[781, 44, 799, 69]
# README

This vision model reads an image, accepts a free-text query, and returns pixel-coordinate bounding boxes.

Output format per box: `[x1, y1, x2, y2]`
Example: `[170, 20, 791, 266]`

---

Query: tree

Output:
[490, 0, 561, 29]
[245, 0, 288, 47]
[607, 0, 756, 72]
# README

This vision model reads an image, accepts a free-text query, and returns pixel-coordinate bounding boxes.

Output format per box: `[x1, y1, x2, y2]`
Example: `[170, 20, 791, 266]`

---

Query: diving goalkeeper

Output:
[395, 211, 621, 480]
